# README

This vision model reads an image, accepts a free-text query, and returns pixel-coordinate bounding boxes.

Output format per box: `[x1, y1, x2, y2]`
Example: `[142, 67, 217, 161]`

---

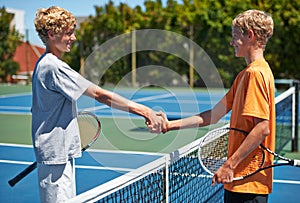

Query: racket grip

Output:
[8, 162, 37, 187]
[293, 159, 300, 167]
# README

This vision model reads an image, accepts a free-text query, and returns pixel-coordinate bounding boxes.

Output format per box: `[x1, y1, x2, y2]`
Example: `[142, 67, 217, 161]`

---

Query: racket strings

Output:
[199, 128, 266, 179]
[199, 131, 229, 174]
[78, 112, 101, 150]
[199, 127, 300, 181]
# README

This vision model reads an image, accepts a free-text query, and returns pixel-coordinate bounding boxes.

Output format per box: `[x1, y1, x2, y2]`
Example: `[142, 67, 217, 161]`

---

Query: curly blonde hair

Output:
[232, 9, 274, 49]
[34, 6, 76, 44]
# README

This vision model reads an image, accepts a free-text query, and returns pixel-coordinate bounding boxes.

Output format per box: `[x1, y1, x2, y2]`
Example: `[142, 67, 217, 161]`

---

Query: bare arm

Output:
[212, 118, 270, 185]
[84, 84, 166, 133]
[166, 100, 229, 131]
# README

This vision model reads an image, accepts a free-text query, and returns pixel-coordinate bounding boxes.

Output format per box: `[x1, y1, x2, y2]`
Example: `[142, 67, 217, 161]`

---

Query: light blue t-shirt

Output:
[31, 53, 92, 164]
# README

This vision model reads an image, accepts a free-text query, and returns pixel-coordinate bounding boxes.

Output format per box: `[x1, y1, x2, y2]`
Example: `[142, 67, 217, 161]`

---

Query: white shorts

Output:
[37, 159, 76, 203]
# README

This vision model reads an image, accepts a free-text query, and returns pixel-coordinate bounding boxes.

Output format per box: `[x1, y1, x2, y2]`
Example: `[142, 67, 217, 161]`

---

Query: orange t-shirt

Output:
[221, 58, 275, 194]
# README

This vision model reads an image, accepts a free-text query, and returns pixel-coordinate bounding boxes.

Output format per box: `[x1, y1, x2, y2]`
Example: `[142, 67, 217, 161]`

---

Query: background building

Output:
[6, 8, 45, 83]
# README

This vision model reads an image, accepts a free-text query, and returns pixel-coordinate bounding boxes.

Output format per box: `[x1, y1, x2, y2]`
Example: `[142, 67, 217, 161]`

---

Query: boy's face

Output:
[230, 27, 249, 58]
[50, 26, 76, 54]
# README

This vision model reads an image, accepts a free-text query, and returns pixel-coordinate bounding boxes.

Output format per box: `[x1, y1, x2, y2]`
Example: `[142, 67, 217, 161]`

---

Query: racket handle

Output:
[293, 159, 300, 167]
[8, 162, 37, 187]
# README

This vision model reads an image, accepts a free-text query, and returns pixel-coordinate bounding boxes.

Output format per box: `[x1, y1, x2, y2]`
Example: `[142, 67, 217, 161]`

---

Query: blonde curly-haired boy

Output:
[33, 6, 166, 202]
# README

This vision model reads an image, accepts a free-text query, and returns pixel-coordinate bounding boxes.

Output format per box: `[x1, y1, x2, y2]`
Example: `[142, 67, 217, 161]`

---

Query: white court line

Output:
[2, 161, 300, 184]
[0, 92, 32, 98]
[0, 159, 134, 172]
[76, 165, 133, 172]
[0, 106, 31, 114]
[83, 93, 175, 112]
[0, 92, 217, 116]
[0, 106, 31, 110]
[273, 179, 300, 185]
[0, 143, 163, 172]
[133, 93, 175, 103]
[145, 99, 219, 104]
[2, 144, 300, 184]
[0, 160, 32, 165]
[0, 143, 33, 148]
[0, 143, 166, 156]
[0, 92, 175, 114]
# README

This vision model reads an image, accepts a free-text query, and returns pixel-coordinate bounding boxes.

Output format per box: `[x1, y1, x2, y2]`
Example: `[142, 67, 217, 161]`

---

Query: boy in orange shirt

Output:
[161, 9, 275, 203]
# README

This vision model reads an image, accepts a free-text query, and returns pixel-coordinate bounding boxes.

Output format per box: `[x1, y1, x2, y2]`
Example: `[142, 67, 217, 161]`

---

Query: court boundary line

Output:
[0, 143, 166, 175]
[0, 91, 221, 117]
[83, 92, 175, 112]
[0, 159, 134, 172]
[0, 92, 32, 98]
[0, 143, 166, 156]
[273, 179, 300, 185]
[0, 143, 33, 148]
[0, 111, 32, 115]
[0, 106, 31, 110]
[2, 158, 300, 185]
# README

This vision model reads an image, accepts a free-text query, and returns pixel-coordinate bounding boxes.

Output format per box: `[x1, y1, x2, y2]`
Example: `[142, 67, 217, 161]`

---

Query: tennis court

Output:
[1, 83, 300, 202]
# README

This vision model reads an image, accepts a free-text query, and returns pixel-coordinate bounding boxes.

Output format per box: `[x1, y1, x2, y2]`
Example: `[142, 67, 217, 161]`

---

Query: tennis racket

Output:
[198, 127, 300, 181]
[8, 111, 101, 187]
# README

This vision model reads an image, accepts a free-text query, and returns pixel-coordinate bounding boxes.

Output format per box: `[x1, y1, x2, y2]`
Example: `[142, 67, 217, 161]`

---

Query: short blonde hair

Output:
[34, 6, 76, 44]
[232, 9, 273, 49]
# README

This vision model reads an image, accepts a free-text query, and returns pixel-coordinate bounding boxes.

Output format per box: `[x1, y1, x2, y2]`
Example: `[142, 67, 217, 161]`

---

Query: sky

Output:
[1, 0, 164, 47]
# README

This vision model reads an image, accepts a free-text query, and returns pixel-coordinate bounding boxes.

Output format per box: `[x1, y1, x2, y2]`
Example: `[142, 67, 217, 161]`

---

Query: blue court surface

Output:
[1, 144, 300, 202]
[0, 143, 163, 202]
[0, 88, 225, 119]
[1, 88, 300, 202]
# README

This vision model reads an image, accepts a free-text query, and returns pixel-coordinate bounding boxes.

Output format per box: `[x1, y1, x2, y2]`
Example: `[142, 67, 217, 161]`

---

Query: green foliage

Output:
[0, 7, 23, 82]
[266, 0, 300, 79]
[69, 0, 300, 87]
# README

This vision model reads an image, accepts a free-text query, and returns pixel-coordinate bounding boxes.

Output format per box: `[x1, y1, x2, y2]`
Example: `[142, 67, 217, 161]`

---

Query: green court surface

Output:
[0, 84, 212, 153]
[0, 113, 213, 153]
[0, 84, 32, 95]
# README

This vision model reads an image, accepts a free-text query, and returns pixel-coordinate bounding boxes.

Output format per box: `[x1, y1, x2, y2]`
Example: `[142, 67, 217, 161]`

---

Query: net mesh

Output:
[98, 170, 164, 203]
[275, 86, 296, 153]
[168, 150, 223, 203]
[68, 82, 298, 203]
[68, 139, 223, 203]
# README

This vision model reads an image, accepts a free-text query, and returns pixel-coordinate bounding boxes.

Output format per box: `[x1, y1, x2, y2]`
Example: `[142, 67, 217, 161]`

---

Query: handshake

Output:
[144, 108, 203, 134]
[145, 110, 169, 134]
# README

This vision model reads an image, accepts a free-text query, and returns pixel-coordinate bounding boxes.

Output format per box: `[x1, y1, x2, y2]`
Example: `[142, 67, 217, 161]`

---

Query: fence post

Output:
[293, 80, 299, 152]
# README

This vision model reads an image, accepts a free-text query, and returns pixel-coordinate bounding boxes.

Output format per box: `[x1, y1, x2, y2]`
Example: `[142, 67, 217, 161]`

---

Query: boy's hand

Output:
[212, 162, 234, 186]
[145, 111, 168, 134]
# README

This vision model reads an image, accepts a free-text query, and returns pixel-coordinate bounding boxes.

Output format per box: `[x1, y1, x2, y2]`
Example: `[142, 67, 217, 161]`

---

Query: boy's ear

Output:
[47, 30, 54, 39]
[248, 30, 255, 40]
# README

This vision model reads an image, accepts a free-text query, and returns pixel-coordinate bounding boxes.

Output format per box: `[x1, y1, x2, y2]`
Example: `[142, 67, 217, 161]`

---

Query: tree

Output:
[70, 0, 300, 88]
[265, 0, 300, 79]
[0, 7, 23, 82]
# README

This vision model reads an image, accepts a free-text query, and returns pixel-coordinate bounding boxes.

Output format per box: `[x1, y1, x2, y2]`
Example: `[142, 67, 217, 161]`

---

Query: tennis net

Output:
[68, 80, 299, 203]
[275, 79, 299, 153]
[68, 136, 223, 203]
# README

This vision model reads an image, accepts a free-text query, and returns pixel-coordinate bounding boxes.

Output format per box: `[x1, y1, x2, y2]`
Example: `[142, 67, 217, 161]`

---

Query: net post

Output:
[292, 80, 299, 152]
[163, 157, 169, 203]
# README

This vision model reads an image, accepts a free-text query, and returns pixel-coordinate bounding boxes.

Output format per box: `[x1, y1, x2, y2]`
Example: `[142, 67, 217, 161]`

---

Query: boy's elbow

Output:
[263, 127, 270, 137]
[260, 120, 270, 137]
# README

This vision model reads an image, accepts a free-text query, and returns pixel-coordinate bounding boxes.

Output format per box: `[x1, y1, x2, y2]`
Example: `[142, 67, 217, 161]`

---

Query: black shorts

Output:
[224, 189, 269, 203]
